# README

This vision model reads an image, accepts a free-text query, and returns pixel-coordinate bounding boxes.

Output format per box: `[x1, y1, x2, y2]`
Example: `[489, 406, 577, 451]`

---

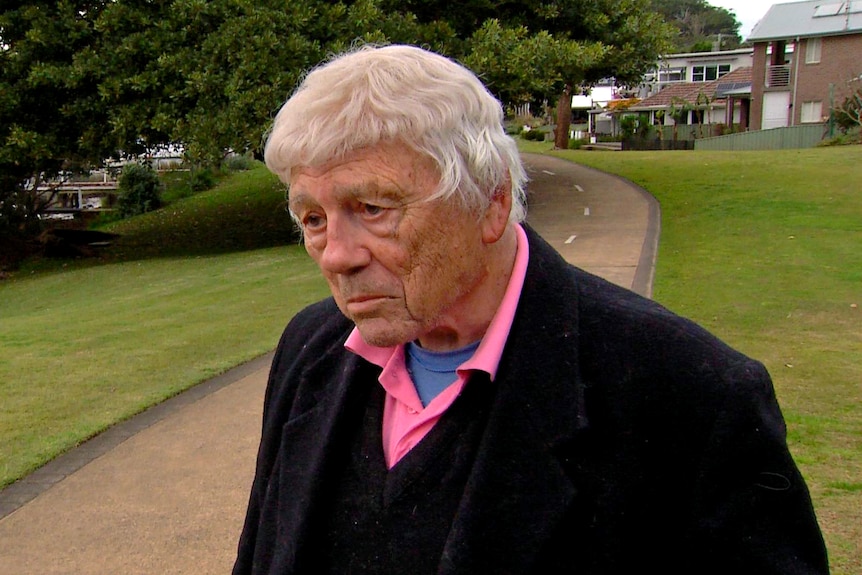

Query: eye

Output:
[302, 212, 326, 232]
[364, 203, 383, 216]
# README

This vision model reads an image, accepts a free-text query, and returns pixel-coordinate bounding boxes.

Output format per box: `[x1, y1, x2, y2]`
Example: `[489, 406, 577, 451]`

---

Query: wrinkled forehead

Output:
[286, 144, 443, 206]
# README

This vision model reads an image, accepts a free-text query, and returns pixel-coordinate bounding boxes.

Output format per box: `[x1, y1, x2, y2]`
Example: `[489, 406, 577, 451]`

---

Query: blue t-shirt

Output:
[405, 340, 481, 407]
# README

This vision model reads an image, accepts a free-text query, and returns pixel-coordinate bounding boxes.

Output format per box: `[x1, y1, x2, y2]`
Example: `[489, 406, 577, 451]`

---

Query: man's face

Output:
[288, 144, 504, 350]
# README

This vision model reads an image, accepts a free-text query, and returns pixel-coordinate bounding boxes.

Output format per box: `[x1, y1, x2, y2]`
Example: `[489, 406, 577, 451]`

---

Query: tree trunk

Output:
[554, 85, 573, 150]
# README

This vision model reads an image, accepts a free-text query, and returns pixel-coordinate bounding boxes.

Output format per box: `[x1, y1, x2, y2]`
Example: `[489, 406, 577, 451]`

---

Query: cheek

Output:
[401, 237, 464, 305]
[303, 231, 325, 257]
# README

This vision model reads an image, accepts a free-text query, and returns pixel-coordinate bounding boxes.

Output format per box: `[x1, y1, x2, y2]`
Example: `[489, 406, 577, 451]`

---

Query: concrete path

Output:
[0, 153, 659, 574]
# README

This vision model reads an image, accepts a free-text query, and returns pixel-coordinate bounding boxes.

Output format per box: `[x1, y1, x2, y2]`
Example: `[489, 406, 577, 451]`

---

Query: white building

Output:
[639, 48, 754, 99]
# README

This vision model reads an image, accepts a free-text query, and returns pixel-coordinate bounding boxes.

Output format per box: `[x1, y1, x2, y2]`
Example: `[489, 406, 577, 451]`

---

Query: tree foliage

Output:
[833, 76, 862, 133]
[651, 0, 742, 52]
[0, 1, 112, 240]
[463, 19, 607, 110]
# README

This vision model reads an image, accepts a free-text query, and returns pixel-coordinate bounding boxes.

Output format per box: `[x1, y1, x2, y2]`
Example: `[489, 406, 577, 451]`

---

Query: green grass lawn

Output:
[2, 146, 861, 572]
[0, 165, 330, 488]
[537, 142, 861, 575]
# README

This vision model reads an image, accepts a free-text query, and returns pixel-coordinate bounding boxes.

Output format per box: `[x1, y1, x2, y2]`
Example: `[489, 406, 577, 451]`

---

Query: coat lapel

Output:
[263, 347, 379, 572]
[440, 226, 590, 574]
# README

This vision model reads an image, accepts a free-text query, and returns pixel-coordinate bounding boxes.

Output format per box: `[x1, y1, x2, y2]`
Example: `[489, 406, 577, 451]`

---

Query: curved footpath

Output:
[0, 153, 659, 574]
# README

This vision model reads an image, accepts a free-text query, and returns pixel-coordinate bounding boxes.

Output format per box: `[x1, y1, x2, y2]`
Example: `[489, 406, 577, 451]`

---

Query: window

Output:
[800, 101, 823, 123]
[658, 67, 686, 83]
[805, 38, 821, 64]
[692, 64, 731, 82]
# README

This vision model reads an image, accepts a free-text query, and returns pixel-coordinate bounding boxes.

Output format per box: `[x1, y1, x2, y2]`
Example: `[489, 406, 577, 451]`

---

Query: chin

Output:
[355, 318, 419, 348]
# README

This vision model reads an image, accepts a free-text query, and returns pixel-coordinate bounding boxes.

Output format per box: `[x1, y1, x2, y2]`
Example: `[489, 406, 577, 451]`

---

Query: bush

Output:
[117, 163, 162, 218]
[223, 154, 256, 172]
[520, 128, 546, 141]
[833, 85, 861, 133]
[190, 168, 216, 192]
[620, 115, 638, 139]
[504, 123, 523, 135]
[817, 127, 861, 146]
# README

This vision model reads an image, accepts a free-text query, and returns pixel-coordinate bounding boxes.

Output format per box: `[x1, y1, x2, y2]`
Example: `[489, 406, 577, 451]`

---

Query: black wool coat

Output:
[234, 227, 828, 575]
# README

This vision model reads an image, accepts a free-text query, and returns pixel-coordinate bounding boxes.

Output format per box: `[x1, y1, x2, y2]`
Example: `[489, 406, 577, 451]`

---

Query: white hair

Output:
[264, 44, 527, 222]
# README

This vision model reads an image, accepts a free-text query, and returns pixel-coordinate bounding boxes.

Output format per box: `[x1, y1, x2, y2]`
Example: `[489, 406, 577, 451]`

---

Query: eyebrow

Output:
[288, 184, 406, 212]
[287, 192, 314, 213]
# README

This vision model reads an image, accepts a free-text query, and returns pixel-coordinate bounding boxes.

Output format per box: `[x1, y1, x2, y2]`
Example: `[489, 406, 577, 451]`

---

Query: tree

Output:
[82, 0, 449, 165]
[651, 0, 741, 52]
[544, 0, 675, 148]
[832, 75, 862, 136]
[1, 1, 114, 250]
[387, 0, 675, 148]
[463, 19, 607, 114]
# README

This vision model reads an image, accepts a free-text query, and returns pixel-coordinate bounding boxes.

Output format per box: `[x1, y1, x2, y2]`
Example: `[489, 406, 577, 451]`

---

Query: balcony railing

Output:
[766, 64, 791, 88]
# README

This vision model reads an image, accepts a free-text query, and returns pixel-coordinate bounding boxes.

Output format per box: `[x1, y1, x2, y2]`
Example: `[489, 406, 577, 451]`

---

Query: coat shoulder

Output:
[261, 298, 352, 427]
[572, 266, 760, 389]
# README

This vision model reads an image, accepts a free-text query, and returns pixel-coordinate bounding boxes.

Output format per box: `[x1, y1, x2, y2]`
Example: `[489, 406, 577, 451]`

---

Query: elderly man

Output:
[234, 45, 827, 574]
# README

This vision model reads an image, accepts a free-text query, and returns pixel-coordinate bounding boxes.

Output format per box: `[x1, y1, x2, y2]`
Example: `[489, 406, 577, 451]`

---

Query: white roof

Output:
[662, 48, 753, 60]
[748, 0, 862, 41]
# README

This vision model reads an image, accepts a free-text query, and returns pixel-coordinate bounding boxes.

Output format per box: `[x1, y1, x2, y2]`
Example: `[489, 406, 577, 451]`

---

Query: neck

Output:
[417, 224, 519, 352]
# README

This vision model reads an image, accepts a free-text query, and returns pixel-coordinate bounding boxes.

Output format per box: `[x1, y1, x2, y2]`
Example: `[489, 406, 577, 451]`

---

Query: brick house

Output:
[748, 0, 862, 129]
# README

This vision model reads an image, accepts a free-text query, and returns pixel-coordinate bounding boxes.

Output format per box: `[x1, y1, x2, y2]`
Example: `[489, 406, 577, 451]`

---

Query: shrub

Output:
[620, 115, 638, 139]
[817, 127, 861, 146]
[190, 168, 216, 192]
[520, 128, 546, 141]
[223, 154, 255, 172]
[117, 163, 162, 218]
[833, 84, 861, 133]
[505, 123, 523, 135]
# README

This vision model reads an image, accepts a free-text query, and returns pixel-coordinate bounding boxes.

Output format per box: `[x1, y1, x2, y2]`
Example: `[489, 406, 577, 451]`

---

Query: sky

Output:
[707, 0, 781, 38]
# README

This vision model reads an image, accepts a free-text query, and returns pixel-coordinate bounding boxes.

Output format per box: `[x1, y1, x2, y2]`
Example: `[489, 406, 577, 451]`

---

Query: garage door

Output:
[762, 91, 790, 129]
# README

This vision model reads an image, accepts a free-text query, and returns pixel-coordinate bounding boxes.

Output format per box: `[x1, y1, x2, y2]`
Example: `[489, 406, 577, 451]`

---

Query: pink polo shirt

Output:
[345, 224, 529, 468]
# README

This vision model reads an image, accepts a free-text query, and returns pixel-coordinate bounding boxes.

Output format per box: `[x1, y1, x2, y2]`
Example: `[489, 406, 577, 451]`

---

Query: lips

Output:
[344, 294, 394, 315]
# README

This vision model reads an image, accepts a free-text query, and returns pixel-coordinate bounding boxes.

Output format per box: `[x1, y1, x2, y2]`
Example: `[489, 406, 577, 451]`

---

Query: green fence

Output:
[694, 124, 828, 151]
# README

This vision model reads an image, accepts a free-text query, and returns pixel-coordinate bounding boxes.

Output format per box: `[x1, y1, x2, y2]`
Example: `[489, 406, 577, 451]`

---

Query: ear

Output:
[480, 178, 513, 244]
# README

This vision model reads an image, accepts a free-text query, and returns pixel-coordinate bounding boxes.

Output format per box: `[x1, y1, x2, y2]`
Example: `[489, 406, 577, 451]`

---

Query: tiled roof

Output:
[631, 67, 752, 110]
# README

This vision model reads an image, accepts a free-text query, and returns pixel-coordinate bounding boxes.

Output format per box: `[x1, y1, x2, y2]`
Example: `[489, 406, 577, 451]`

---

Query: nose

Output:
[314, 215, 371, 274]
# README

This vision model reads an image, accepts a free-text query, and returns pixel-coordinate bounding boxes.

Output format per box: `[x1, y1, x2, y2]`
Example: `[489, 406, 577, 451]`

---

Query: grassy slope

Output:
[542, 144, 861, 574]
[0, 165, 330, 487]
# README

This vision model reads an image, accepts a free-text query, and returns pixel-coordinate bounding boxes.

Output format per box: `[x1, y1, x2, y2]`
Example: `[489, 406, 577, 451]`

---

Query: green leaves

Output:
[651, 0, 742, 52]
[464, 19, 607, 108]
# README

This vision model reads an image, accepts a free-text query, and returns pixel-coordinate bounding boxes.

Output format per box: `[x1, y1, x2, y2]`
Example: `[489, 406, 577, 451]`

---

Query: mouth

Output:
[344, 294, 394, 315]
